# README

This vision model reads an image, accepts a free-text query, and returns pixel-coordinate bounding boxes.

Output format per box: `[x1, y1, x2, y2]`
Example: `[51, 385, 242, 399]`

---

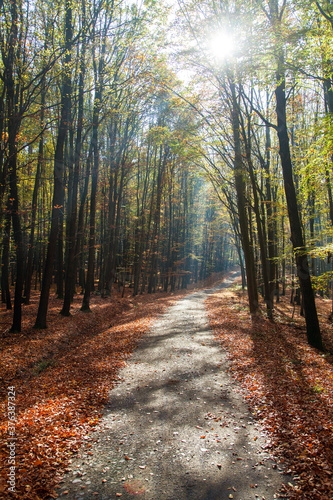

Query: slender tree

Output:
[35, 0, 73, 328]
[267, 0, 323, 349]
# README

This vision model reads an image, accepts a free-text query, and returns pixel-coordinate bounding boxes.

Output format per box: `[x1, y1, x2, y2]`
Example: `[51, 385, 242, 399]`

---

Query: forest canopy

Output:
[1, 0, 333, 349]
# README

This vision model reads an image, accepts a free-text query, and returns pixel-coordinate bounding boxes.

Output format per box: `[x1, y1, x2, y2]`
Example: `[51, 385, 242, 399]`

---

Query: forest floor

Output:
[51, 270, 290, 500]
[207, 279, 333, 500]
[0, 271, 332, 499]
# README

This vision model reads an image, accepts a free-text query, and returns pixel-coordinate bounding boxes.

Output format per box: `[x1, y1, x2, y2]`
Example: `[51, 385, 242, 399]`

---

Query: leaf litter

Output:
[2, 271, 330, 499]
[0, 282, 201, 499]
[206, 281, 333, 500]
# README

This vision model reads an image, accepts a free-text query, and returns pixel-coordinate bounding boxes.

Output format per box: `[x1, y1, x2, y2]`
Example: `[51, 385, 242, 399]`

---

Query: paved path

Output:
[58, 272, 290, 499]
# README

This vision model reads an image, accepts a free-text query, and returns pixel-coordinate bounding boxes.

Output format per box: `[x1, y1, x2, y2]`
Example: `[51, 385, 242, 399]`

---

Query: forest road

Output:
[57, 270, 291, 500]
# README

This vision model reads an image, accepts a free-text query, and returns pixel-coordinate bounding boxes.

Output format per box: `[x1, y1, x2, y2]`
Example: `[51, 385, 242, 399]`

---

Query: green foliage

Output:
[3, 0, 333, 332]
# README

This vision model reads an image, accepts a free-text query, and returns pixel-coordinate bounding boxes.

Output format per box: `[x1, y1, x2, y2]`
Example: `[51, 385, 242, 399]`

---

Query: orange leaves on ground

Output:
[0, 285, 196, 500]
[206, 287, 333, 500]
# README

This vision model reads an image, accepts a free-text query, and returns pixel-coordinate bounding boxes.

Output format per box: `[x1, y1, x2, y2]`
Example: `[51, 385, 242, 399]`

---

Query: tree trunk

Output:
[264, 121, 276, 309]
[61, 6, 86, 315]
[230, 81, 258, 315]
[148, 145, 169, 294]
[5, 0, 25, 332]
[275, 56, 323, 350]
[245, 138, 272, 318]
[81, 115, 99, 311]
[1, 201, 12, 310]
[81, 53, 105, 310]
[24, 103, 44, 304]
[35, 0, 72, 328]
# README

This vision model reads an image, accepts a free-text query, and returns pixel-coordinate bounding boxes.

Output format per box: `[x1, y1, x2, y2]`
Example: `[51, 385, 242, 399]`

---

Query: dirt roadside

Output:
[56, 271, 291, 500]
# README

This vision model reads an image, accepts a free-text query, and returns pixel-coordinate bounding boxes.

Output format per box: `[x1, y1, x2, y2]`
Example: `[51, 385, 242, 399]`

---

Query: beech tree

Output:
[259, 0, 323, 349]
[35, 0, 73, 328]
[0, 0, 57, 331]
[2, 0, 333, 348]
[172, 0, 331, 347]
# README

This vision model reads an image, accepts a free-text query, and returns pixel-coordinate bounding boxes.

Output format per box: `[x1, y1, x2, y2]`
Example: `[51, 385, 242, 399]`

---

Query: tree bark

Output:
[275, 56, 323, 349]
[1, 201, 12, 310]
[4, 0, 25, 332]
[230, 81, 258, 315]
[148, 145, 169, 294]
[81, 109, 99, 311]
[23, 100, 44, 304]
[81, 26, 107, 310]
[35, 0, 72, 328]
[244, 134, 271, 317]
[61, 4, 87, 315]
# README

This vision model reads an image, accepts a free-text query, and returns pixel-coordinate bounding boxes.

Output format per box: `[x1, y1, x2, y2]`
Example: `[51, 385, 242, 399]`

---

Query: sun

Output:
[207, 31, 236, 63]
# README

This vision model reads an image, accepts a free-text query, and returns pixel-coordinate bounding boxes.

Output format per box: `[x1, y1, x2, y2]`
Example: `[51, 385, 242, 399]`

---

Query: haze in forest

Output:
[1, 0, 333, 351]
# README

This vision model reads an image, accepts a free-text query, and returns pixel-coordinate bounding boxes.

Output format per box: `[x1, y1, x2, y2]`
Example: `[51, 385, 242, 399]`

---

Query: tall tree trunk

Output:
[35, 0, 72, 328]
[325, 166, 333, 226]
[56, 191, 65, 298]
[244, 135, 271, 317]
[323, 75, 333, 315]
[81, 113, 99, 311]
[61, 5, 86, 315]
[148, 145, 169, 294]
[230, 81, 258, 315]
[5, 0, 24, 332]
[264, 121, 276, 309]
[75, 152, 91, 293]
[81, 21, 108, 310]
[133, 154, 144, 296]
[1, 200, 12, 310]
[23, 96, 44, 304]
[275, 54, 323, 350]
[0, 85, 7, 215]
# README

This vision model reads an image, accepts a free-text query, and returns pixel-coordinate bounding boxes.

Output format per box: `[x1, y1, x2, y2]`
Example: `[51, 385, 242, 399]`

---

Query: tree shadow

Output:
[210, 293, 333, 498]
